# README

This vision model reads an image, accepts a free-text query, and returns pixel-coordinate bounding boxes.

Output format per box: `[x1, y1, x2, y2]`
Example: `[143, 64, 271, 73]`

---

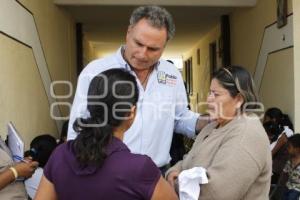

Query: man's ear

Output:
[127, 25, 133, 35]
[126, 25, 132, 41]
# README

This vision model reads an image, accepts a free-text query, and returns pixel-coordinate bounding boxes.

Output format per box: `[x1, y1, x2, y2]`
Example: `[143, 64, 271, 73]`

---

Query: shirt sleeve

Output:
[133, 156, 161, 200]
[67, 70, 93, 140]
[166, 129, 205, 177]
[43, 157, 53, 183]
[43, 146, 62, 183]
[173, 71, 199, 137]
[165, 160, 183, 178]
[200, 126, 270, 199]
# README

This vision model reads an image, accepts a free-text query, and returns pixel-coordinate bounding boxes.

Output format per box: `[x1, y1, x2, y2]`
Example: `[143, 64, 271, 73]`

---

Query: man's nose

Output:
[137, 47, 147, 58]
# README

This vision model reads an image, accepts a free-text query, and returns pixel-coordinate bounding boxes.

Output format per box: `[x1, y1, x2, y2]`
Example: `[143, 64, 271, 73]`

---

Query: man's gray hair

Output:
[129, 5, 175, 41]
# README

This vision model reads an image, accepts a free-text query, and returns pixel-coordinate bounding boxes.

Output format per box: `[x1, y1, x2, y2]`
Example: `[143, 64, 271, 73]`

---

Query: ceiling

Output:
[55, 1, 257, 59]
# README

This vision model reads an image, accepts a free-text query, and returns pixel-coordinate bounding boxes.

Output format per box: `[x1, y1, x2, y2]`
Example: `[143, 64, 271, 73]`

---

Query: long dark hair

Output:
[73, 68, 139, 167]
[288, 134, 300, 148]
[264, 107, 294, 131]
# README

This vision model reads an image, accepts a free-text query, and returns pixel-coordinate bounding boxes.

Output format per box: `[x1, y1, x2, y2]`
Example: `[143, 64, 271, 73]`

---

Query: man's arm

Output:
[173, 72, 210, 136]
[67, 71, 92, 140]
[195, 114, 211, 134]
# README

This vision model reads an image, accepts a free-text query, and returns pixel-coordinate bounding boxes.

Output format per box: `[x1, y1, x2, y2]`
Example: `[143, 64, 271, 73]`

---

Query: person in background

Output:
[264, 121, 281, 145]
[25, 134, 57, 199]
[67, 6, 209, 173]
[166, 66, 272, 199]
[263, 107, 294, 157]
[35, 69, 178, 200]
[282, 134, 300, 200]
[264, 121, 288, 185]
[0, 136, 38, 199]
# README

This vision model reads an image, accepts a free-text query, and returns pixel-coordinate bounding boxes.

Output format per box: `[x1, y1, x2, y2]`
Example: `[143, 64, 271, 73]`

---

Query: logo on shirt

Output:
[157, 71, 177, 86]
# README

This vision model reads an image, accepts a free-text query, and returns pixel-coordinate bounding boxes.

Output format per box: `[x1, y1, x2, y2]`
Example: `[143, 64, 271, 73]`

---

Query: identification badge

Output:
[157, 71, 166, 84]
[157, 71, 177, 86]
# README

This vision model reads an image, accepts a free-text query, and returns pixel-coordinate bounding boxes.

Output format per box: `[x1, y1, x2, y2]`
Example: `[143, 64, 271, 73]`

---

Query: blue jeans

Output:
[284, 189, 300, 200]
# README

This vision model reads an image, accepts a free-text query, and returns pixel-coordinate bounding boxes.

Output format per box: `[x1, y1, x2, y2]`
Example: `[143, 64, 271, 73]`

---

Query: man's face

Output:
[124, 18, 168, 70]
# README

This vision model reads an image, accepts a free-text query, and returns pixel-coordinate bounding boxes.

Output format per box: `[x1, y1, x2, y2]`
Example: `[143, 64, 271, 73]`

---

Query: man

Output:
[67, 6, 207, 171]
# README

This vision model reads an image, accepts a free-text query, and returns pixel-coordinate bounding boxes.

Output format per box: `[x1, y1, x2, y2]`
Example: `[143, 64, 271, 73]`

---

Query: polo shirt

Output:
[67, 46, 199, 167]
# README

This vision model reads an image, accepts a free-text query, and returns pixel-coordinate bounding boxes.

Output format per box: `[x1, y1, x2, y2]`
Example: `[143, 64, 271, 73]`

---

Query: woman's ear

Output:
[235, 94, 244, 109]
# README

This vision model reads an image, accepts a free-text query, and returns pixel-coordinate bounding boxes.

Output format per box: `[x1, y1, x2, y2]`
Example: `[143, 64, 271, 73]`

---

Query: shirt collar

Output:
[115, 46, 128, 69]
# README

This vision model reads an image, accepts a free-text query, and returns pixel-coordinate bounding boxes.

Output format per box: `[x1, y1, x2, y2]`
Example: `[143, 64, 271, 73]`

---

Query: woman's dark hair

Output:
[73, 68, 139, 167]
[212, 65, 259, 110]
[288, 134, 300, 148]
[29, 134, 57, 167]
[264, 107, 294, 131]
[58, 120, 69, 145]
[263, 121, 281, 143]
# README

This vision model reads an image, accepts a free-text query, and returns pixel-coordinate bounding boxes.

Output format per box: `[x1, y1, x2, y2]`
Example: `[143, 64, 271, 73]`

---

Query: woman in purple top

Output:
[35, 69, 178, 200]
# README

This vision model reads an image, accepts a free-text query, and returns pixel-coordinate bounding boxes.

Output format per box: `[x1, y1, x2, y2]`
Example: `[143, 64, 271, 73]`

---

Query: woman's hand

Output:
[166, 170, 180, 188]
[14, 160, 39, 178]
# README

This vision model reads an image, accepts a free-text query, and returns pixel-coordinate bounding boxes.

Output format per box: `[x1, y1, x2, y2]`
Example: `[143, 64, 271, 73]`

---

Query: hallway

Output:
[0, 0, 299, 148]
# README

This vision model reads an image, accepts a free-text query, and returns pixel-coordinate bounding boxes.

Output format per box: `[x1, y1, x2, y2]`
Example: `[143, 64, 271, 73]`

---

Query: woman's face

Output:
[263, 115, 271, 123]
[207, 78, 243, 126]
[263, 115, 276, 123]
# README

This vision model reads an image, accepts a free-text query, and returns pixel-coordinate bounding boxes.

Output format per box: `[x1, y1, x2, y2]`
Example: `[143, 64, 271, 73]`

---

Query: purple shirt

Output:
[44, 137, 161, 200]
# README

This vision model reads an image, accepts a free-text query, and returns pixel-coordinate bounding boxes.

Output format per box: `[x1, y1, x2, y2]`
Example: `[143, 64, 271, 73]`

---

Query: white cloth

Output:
[67, 47, 199, 167]
[283, 126, 294, 138]
[178, 167, 208, 200]
[25, 167, 43, 199]
[270, 141, 276, 151]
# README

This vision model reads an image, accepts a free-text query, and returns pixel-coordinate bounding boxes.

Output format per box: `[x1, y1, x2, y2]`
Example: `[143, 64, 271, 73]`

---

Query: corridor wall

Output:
[0, 0, 76, 149]
[230, 0, 295, 124]
[182, 24, 221, 113]
[83, 35, 97, 66]
[293, 0, 300, 132]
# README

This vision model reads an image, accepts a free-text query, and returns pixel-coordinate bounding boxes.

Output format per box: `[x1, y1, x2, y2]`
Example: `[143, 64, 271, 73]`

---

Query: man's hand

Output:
[195, 114, 211, 133]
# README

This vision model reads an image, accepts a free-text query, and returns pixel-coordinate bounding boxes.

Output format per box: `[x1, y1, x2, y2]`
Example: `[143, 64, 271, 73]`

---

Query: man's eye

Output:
[148, 47, 158, 51]
[136, 42, 143, 47]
